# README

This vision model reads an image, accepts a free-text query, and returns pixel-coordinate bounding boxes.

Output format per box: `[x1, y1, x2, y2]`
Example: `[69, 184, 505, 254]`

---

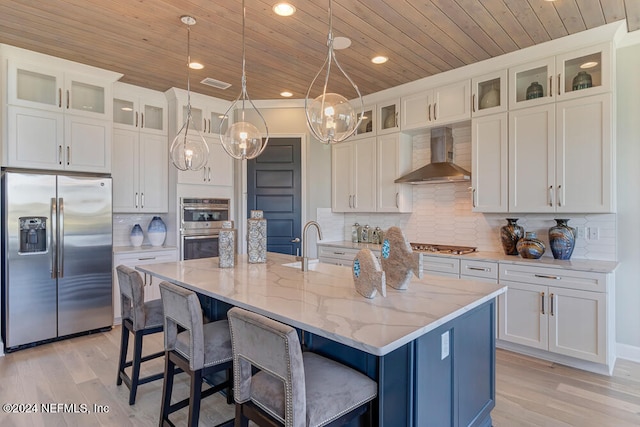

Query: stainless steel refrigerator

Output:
[2, 171, 113, 350]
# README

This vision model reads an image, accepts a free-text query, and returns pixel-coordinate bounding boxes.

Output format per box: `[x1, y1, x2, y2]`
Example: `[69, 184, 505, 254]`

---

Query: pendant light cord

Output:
[186, 22, 192, 117]
[240, 0, 247, 121]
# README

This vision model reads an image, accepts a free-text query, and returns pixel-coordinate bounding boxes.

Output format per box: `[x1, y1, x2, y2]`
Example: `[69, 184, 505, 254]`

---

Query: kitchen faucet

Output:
[299, 221, 323, 271]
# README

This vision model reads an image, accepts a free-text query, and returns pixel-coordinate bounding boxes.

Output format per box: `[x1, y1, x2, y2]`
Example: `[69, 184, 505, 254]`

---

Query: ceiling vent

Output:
[200, 77, 232, 90]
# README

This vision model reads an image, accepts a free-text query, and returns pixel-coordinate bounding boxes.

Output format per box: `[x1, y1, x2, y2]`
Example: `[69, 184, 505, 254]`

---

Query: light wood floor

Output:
[1, 326, 639, 427]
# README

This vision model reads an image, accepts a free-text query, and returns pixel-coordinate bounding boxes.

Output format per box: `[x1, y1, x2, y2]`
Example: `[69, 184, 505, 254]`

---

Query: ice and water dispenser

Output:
[19, 216, 47, 254]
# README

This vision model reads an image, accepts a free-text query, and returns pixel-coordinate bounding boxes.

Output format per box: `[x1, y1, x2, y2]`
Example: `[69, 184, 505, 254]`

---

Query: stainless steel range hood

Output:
[394, 127, 471, 184]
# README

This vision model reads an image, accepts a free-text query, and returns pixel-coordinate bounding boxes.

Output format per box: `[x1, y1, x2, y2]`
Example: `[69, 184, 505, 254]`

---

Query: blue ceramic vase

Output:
[130, 224, 144, 247]
[549, 219, 576, 260]
[517, 232, 545, 259]
[147, 216, 166, 247]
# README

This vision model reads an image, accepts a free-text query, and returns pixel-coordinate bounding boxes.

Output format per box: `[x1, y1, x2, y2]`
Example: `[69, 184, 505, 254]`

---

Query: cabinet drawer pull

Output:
[534, 274, 561, 280]
[541, 291, 545, 314]
[550, 293, 555, 316]
[138, 257, 157, 261]
[467, 266, 490, 272]
[333, 251, 346, 255]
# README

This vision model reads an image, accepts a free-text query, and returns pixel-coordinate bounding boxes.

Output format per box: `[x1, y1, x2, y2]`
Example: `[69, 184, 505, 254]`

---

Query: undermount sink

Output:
[281, 259, 321, 270]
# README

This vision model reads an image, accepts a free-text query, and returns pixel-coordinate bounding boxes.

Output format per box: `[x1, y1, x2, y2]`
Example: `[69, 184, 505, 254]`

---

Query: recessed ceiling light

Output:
[333, 36, 351, 50]
[580, 61, 598, 69]
[189, 62, 204, 70]
[280, 91, 293, 97]
[273, 3, 296, 16]
[371, 56, 388, 64]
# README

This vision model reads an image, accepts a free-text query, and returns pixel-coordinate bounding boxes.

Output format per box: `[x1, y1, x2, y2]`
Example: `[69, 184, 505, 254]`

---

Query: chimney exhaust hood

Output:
[394, 127, 471, 184]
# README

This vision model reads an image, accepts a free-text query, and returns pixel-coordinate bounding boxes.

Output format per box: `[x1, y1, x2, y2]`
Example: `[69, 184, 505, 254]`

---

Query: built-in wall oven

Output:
[180, 198, 230, 260]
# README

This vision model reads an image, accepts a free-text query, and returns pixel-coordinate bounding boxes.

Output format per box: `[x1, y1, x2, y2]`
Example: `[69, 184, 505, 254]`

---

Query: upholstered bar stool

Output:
[227, 307, 378, 427]
[158, 281, 234, 427]
[116, 265, 165, 405]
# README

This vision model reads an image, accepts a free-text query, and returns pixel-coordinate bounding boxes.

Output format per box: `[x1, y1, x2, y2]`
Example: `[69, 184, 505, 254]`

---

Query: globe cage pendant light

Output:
[305, 0, 363, 144]
[219, 0, 269, 160]
[169, 15, 209, 171]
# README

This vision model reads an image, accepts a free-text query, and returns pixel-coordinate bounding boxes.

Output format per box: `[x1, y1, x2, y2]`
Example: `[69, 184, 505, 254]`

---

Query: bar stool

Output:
[227, 307, 378, 427]
[116, 265, 165, 405]
[158, 281, 233, 427]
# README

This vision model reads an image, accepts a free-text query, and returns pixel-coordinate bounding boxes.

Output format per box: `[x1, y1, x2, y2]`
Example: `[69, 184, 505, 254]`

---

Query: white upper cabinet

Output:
[401, 80, 471, 131]
[509, 43, 611, 110]
[331, 137, 377, 212]
[350, 104, 376, 140]
[177, 136, 233, 187]
[3, 46, 121, 172]
[172, 92, 230, 135]
[113, 83, 167, 135]
[8, 59, 112, 119]
[471, 112, 508, 213]
[376, 133, 413, 213]
[377, 99, 400, 135]
[508, 93, 613, 213]
[472, 70, 507, 117]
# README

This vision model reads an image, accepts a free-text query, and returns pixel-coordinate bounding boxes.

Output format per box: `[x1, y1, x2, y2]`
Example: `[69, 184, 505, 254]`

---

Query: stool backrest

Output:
[227, 307, 306, 427]
[159, 281, 205, 371]
[116, 265, 147, 331]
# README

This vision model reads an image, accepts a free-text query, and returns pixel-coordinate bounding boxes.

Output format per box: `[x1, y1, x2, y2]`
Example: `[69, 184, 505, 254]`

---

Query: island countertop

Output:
[137, 252, 506, 356]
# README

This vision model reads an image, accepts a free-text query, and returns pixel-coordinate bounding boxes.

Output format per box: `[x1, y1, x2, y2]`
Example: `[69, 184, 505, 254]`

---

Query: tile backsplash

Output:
[326, 125, 616, 261]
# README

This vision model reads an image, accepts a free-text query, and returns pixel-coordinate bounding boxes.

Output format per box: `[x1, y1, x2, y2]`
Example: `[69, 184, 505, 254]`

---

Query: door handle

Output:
[291, 238, 300, 243]
[58, 88, 62, 108]
[428, 104, 432, 121]
[141, 112, 144, 129]
[541, 292, 545, 315]
[58, 197, 64, 278]
[135, 111, 139, 128]
[550, 293, 555, 316]
[548, 186, 553, 207]
[135, 192, 139, 208]
[66, 89, 70, 109]
[50, 198, 57, 278]
[58, 145, 63, 165]
[66, 146, 70, 166]
[141, 192, 145, 209]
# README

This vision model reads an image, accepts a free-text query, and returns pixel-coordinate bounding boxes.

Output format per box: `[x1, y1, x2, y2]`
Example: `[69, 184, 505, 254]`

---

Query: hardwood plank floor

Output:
[1, 327, 639, 426]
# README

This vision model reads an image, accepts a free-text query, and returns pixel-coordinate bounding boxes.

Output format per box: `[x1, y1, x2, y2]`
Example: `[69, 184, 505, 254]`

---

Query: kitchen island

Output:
[137, 252, 506, 427]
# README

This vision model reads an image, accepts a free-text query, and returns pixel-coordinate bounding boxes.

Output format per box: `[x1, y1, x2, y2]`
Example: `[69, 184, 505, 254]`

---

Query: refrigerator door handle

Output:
[58, 197, 64, 278]
[51, 197, 58, 279]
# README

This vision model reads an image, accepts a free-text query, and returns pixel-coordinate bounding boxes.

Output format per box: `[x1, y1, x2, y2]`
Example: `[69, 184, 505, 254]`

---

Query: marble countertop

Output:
[113, 245, 178, 254]
[136, 252, 506, 356]
[318, 241, 618, 274]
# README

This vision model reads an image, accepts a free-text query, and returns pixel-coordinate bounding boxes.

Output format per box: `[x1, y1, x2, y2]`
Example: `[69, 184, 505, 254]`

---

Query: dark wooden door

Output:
[247, 137, 302, 256]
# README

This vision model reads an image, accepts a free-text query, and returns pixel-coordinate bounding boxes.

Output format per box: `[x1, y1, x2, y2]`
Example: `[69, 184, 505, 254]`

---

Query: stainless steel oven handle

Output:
[183, 234, 220, 240]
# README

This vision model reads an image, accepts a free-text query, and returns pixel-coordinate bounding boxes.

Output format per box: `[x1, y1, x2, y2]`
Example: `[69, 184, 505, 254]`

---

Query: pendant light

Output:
[305, 0, 363, 144]
[170, 15, 209, 171]
[219, 0, 269, 160]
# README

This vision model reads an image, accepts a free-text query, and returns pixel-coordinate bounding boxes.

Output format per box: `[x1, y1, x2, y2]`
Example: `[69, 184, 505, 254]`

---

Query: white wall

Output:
[615, 42, 640, 352]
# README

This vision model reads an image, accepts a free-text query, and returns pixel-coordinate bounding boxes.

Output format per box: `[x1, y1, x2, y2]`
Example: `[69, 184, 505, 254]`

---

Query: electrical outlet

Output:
[576, 226, 586, 239]
[441, 331, 450, 360]
[589, 227, 599, 240]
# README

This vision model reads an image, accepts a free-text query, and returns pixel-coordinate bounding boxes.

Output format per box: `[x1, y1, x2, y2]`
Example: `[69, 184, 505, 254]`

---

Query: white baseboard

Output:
[616, 343, 640, 363]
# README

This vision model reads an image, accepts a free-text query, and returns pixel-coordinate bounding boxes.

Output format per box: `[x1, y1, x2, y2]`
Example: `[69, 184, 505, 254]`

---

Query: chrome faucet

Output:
[299, 221, 323, 271]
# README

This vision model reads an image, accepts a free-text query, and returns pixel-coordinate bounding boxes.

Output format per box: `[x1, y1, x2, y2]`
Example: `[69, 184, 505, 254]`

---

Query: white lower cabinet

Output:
[318, 245, 362, 266]
[112, 248, 178, 323]
[460, 260, 498, 283]
[498, 264, 613, 370]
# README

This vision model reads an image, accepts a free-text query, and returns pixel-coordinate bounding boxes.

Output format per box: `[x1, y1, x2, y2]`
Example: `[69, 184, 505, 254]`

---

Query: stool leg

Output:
[128, 330, 144, 405]
[117, 323, 130, 386]
[235, 403, 248, 427]
[188, 369, 203, 427]
[159, 352, 175, 427]
[226, 367, 233, 404]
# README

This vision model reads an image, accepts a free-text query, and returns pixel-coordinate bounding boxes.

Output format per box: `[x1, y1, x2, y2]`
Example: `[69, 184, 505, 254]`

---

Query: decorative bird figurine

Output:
[352, 249, 386, 299]
[380, 226, 423, 290]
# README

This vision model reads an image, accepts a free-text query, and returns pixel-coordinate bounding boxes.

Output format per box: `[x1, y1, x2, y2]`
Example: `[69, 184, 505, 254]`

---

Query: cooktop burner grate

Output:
[409, 243, 477, 255]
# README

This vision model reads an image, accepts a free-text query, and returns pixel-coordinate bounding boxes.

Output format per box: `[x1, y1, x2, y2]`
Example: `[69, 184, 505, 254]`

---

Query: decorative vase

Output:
[480, 84, 500, 109]
[500, 218, 524, 255]
[219, 223, 236, 268]
[549, 219, 576, 260]
[526, 81, 543, 99]
[516, 232, 546, 259]
[147, 216, 166, 247]
[572, 71, 592, 91]
[130, 224, 144, 247]
[248, 212, 267, 263]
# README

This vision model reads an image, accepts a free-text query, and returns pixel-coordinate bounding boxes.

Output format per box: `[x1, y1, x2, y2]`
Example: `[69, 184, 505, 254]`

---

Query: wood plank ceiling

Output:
[0, 0, 637, 101]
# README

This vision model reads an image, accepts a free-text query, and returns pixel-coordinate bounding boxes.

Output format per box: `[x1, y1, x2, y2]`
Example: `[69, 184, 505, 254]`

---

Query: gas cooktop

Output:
[410, 243, 477, 255]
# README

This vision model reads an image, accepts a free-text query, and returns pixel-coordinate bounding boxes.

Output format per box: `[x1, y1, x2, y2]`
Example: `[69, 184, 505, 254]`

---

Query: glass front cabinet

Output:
[472, 70, 507, 117]
[509, 42, 611, 109]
